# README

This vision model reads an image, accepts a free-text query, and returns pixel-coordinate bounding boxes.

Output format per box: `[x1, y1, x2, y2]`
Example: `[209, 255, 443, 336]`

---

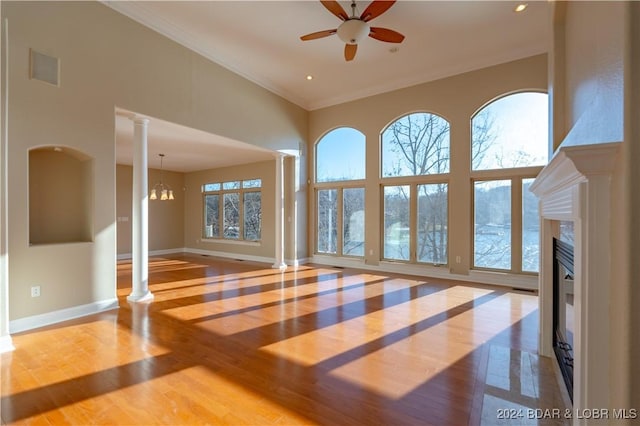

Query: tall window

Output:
[315, 128, 365, 256]
[471, 92, 548, 273]
[381, 112, 449, 265]
[474, 180, 512, 269]
[203, 179, 262, 241]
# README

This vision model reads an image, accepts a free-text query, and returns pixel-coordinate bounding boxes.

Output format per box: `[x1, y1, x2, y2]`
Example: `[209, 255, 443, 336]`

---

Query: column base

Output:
[272, 262, 287, 271]
[127, 291, 154, 303]
[0, 335, 15, 353]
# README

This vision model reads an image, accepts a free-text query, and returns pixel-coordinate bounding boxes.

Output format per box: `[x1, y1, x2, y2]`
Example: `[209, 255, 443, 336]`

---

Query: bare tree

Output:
[417, 183, 448, 264]
[471, 109, 497, 170]
[317, 189, 337, 253]
[384, 113, 450, 177]
[204, 194, 219, 237]
[223, 193, 240, 238]
[243, 192, 262, 240]
[342, 188, 365, 256]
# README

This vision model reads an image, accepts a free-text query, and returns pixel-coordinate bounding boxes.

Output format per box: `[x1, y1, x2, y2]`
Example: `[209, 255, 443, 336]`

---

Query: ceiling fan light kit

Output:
[301, 0, 405, 61]
[337, 19, 370, 44]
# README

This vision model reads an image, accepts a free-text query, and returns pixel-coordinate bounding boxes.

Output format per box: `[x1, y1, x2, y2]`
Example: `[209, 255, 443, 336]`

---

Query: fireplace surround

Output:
[530, 142, 621, 414]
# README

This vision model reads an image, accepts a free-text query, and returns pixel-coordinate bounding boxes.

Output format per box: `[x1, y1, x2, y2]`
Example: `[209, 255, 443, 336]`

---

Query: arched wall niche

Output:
[29, 146, 94, 245]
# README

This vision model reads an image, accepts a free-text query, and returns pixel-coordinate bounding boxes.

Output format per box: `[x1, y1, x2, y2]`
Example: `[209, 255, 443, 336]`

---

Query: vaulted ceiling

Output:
[109, 1, 550, 172]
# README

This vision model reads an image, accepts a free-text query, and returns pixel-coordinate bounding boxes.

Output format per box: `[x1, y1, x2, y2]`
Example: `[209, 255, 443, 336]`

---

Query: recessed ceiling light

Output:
[306, 75, 313, 81]
[514, 3, 528, 12]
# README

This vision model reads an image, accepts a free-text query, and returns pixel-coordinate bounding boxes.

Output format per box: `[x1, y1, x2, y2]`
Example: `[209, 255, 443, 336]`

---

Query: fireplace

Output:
[530, 142, 620, 413]
[553, 236, 574, 402]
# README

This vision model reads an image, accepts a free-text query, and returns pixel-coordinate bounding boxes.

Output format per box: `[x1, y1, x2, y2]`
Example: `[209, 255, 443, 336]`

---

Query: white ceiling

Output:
[108, 0, 550, 172]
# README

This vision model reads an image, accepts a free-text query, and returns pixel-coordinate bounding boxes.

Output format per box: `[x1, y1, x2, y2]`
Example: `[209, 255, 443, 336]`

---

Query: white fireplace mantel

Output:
[530, 141, 621, 420]
[531, 143, 620, 219]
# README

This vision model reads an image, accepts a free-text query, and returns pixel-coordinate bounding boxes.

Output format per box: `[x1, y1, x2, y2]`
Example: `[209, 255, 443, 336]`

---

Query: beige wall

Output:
[116, 164, 185, 255]
[309, 54, 547, 275]
[2, 1, 307, 322]
[552, 1, 634, 412]
[184, 160, 276, 260]
[561, 1, 625, 147]
[116, 165, 133, 255]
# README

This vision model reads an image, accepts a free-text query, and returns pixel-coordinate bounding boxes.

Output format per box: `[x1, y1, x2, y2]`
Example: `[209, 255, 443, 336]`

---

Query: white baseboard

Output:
[310, 255, 538, 291]
[0, 334, 14, 353]
[150, 248, 188, 257]
[286, 257, 310, 267]
[118, 248, 187, 260]
[9, 298, 119, 334]
[185, 247, 275, 265]
[119, 248, 307, 269]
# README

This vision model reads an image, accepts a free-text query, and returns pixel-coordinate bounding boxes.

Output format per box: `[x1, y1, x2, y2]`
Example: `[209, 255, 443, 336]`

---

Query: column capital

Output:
[131, 116, 150, 126]
[277, 149, 300, 158]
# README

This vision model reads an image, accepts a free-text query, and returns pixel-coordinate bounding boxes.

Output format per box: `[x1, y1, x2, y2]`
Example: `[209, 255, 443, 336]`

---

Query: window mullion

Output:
[337, 188, 344, 256]
[218, 193, 223, 238]
[315, 189, 320, 253]
[238, 189, 244, 241]
[410, 184, 417, 262]
[512, 177, 523, 273]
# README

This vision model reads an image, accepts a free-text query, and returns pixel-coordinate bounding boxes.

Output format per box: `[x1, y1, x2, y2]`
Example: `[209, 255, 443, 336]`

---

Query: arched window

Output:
[380, 113, 450, 265]
[471, 92, 549, 273]
[381, 112, 450, 177]
[315, 127, 366, 257]
[316, 127, 365, 182]
[472, 92, 548, 170]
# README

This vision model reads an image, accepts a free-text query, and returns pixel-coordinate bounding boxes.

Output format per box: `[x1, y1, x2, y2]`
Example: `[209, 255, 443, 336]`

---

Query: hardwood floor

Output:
[1, 254, 567, 425]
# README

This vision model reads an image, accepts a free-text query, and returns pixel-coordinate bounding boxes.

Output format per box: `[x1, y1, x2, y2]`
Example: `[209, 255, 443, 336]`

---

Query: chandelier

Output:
[150, 153, 174, 201]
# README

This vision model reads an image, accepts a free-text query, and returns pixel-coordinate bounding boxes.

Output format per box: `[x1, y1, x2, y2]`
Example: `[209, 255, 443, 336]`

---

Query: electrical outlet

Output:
[456, 256, 461, 264]
[31, 286, 41, 297]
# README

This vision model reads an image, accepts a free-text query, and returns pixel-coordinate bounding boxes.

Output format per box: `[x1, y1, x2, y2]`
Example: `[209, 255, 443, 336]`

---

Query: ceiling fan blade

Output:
[320, 1, 349, 21]
[360, 0, 396, 22]
[369, 27, 405, 43]
[300, 29, 337, 41]
[344, 43, 357, 61]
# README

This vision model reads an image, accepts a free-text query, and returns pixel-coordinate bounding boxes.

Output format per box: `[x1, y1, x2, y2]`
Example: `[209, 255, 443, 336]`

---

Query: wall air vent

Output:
[29, 49, 59, 86]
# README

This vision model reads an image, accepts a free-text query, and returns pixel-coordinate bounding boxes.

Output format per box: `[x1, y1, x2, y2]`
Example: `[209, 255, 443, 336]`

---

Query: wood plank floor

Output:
[1, 254, 567, 425]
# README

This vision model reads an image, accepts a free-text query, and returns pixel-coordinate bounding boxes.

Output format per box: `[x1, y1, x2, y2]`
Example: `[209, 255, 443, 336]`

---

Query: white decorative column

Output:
[272, 152, 287, 271]
[0, 15, 14, 353]
[128, 117, 154, 303]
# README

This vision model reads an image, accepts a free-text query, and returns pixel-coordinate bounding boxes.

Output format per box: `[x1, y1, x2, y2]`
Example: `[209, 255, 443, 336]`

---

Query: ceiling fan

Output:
[300, 0, 405, 62]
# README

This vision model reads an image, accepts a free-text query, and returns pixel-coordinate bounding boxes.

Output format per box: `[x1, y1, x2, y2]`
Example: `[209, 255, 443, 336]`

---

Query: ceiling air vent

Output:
[29, 49, 59, 86]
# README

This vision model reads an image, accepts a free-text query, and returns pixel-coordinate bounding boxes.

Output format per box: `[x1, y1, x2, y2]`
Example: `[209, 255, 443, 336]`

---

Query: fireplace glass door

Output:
[553, 237, 574, 401]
